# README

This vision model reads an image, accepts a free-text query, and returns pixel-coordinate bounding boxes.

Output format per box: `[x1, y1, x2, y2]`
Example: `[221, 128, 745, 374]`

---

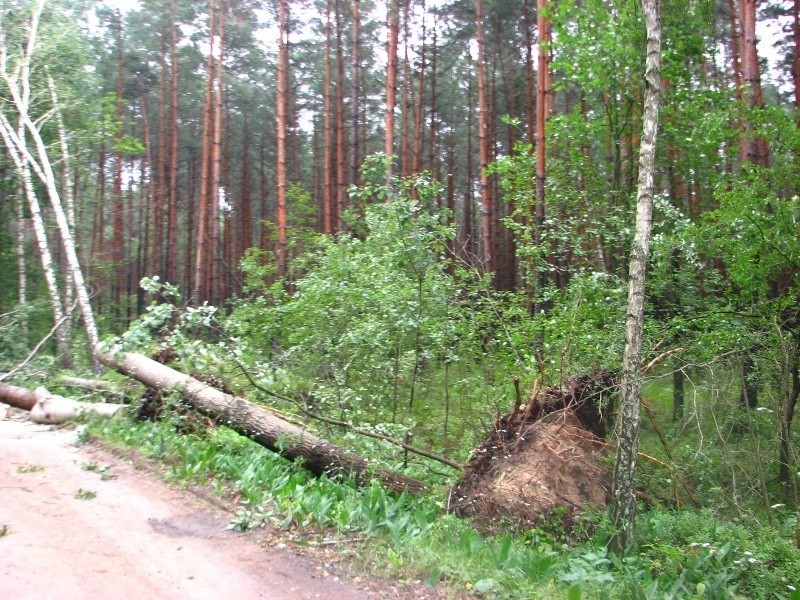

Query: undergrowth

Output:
[87, 413, 800, 599]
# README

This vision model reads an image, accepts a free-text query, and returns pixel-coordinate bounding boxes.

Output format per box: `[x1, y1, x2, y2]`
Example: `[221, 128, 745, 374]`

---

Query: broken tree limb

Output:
[0, 382, 37, 411]
[95, 348, 428, 495]
[232, 359, 463, 471]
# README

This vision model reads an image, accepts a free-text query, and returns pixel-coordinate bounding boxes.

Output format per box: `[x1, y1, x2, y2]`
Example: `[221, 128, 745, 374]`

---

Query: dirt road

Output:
[0, 416, 374, 599]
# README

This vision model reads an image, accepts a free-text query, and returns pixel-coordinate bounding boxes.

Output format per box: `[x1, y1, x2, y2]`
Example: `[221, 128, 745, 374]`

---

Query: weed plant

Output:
[88, 413, 800, 598]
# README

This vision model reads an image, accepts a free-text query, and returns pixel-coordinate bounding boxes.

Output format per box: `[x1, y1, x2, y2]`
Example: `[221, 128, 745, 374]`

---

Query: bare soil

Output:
[0, 413, 435, 599]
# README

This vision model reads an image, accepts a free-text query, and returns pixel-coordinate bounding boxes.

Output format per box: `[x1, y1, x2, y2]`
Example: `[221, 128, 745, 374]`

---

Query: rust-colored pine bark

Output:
[323, 0, 334, 232]
[276, 0, 289, 277]
[350, 0, 361, 186]
[384, 0, 399, 180]
[335, 0, 346, 230]
[475, 0, 493, 273]
[739, 0, 769, 167]
[112, 12, 125, 308]
[193, 0, 217, 304]
[166, 0, 180, 285]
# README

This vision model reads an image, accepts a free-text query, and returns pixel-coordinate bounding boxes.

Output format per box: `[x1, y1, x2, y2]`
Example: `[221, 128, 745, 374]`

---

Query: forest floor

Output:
[0, 413, 442, 600]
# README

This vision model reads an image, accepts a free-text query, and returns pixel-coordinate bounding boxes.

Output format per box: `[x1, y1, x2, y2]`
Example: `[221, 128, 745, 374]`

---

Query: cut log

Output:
[0, 382, 37, 411]
[0, 382, 124, 423]
[95, 348, 427, 495]
[29, 387, 125, 424]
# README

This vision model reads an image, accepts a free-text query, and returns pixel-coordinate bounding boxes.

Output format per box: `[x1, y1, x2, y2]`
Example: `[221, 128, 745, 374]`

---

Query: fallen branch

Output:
[233, 359, 462, 471]
[96, 348, 427, 495]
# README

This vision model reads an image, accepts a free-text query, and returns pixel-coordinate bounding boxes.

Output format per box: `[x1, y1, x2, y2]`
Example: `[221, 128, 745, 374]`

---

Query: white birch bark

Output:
[15, 185, 28, 337]
[609, 0, 662, 550]
[0, 0, 100, 372]
[0, 118, 70, 362]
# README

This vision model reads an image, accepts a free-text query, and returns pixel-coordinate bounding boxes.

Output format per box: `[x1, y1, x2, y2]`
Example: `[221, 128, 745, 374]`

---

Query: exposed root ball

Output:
[448, 372, 615, 529]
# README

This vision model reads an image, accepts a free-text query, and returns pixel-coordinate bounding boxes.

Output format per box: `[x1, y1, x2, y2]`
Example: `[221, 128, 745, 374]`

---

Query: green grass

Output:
[86, 412, 800, 599]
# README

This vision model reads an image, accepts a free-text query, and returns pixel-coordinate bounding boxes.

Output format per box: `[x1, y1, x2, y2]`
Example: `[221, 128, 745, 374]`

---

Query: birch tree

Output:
[609, 0, 662, 550]
[0, 0, 100, 371]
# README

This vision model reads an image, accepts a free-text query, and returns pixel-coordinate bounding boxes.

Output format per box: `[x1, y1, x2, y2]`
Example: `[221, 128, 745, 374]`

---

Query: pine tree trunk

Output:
[166, 0, 180, 285]
[610, 0, 661, 551]
[335, 0, 346, 231]
[276, 0, 289, 278]
[323, 0, 334, 233]
[193, 0, 217, 304]
[385, 0, 399, 181]
[475, 0, 492, 273]
[95, 349, 427, 496]
[350, 0, 361, 186]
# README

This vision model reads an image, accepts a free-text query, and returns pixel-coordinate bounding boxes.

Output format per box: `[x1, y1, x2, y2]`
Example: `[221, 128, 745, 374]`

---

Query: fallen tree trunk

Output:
[95, 348, 427, 495]
[1, 381, 125, 423]
[0, 382, 37, 411]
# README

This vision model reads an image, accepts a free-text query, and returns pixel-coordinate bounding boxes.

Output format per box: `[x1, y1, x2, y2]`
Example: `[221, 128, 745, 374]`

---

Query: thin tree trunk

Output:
[610, 0, 661, 551]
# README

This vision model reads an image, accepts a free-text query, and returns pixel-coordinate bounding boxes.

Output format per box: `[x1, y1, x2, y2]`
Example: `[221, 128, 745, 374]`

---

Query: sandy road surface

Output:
[0, 416, 373, 599]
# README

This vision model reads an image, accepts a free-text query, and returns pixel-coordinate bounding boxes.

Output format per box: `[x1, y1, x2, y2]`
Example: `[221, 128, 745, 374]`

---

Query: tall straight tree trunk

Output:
[276, 0, 289, 278]
[400, 0, 411, 176]
[193, 0, 218, 304]
[739, 0, 769, 167]
[610, 0, 662, 551]
[385, 0, 399, 181]
[523, 0, 535, 147]
[335, 0, 346, 231]
[794, 0, 800, 117]
[475, 0, 493, 273]
[535, 0, 551, 297]
[464, 66, 475, 256]
[239, 114, 252, 261]
[350, 0, 361, 186]
[323, 0, 334, 233]
[166, 0, 180, 285]
[412, 3, 427, 175]
[210, 7, 225, 303]
[428, 16, 439, 180]
[154, 40, 168, 279]
[113, 12, 125, 311]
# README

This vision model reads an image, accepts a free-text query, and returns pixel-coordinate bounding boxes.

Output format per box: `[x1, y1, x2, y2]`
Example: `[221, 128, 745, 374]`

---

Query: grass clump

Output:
[86, 413, 800, 599]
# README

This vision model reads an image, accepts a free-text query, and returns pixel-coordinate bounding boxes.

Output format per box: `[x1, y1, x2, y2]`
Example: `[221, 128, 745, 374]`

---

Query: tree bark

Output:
[276, 0, 289, 277]
[95, 349, 427, 495]
[0, 382, 37, 411]
[610, 0, 661, 551]
[475, 0, 493, 273]
[385, 0, 399, 181]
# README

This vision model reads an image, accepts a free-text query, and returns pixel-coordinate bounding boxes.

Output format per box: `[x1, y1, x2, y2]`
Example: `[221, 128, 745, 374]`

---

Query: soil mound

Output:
[448, 372, 615, 529]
